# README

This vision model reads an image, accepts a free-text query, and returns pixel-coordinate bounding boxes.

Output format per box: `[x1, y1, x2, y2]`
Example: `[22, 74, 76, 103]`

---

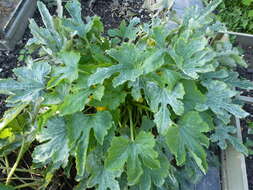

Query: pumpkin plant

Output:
[0, 0, 252, 189]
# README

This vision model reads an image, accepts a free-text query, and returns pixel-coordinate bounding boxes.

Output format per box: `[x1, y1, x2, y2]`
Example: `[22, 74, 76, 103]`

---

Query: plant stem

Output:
[0, 167, 39, 174]
[128, 108, 134, 141]
[1, 177, 40, 181]
[4, 155, 9, 173]
[132, 102, 152, 112]
[6, 138, 25, 185]
[14, 182, 41, 189]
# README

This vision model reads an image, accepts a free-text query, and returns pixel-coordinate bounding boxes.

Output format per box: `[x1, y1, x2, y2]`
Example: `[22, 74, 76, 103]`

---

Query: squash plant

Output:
[0, 0, 252, 189]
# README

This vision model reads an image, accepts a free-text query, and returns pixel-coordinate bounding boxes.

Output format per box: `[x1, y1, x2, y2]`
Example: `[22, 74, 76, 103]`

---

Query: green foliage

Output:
[210, 121, 248, 155]
[216, 0, 253, 33]
[165, 111, 210, 173]
[0, 0, 251, 189]
[245, 120, 253, 155]
[0, 183, 15, 190]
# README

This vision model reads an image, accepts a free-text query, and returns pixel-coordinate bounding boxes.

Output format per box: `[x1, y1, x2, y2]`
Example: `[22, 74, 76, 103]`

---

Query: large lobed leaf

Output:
[105, 131, 160, 186]
[169, 36, 216, 79]
[196, 80, 248, 123]
[0, 62, 50, 104]
[145, 81, 185, 135]
[210, 121, 248, 155]
[165, 111, 210, 173]
[33, 111, 113, 176]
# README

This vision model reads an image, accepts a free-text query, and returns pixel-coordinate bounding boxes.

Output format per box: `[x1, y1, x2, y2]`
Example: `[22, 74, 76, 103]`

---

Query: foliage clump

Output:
[215, 0, 253, 33]
[0, 0, 252, 189]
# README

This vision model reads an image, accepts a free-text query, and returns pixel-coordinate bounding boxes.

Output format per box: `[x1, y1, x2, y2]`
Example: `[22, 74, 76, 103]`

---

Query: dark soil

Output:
[81, 0, 151, 30]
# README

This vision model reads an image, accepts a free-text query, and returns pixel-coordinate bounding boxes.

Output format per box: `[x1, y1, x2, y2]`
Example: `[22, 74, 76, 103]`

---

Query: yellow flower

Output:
[96, 106, 108, 111]
[147, 38, 156, 46]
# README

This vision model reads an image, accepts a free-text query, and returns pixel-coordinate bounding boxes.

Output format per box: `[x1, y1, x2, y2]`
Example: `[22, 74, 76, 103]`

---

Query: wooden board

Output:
[221, 117, 249, 190]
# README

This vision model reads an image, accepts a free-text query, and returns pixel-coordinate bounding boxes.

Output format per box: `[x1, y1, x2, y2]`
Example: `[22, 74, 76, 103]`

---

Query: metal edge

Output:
[0, 0, 37, 50]
[4, 0, 26, 33]
[5, 0, 37, 39]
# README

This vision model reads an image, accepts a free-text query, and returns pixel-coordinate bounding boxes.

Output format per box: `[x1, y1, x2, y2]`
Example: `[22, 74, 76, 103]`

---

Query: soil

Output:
[81, 0, 151, 31]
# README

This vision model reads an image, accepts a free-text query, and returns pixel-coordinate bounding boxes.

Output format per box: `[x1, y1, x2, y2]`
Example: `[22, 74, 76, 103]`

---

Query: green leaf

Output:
[29, 2, 65, 53]
[0, 62, 50, 104]
[0, 114, 31, 155]
[182, 80, 205, 112]
[210, 122, 248, 155]
[215, 42, 247, 67]
[223, 71, 253, 90]
[108, 17, 140, 41]
[33, 117, 69, 166]
[149, 25, 169, 48]
[0, 104, 27, 131]
[202, 70, 253, 90]
[169, 36, 216, 79]
[196, 80, 249, 123]
[249, 10, 253, 17]
[43, 82, 70, 105]
[88, 43, 144, 87]
[88, 168, 121, 190]
[165, 111, 210, 173]
[242, 0, 253, 6]
[145, 82, 185, 135]
[0, 183, 15, 190]
[59, 85, 105, 115]
[132, 155, 170, 189]
[37, 1, 55, 31]
[88, 44, 168, 87]
[59, 90, 91, 116]
[89, 84, 127, 110]
[85, 147, 121, 190]
[53, 51, 80, 83]
[63, 0, 103, 37]
[105, 131, 160, 186]
[142, 49, 166, 74]
[67, 111, 113, 176]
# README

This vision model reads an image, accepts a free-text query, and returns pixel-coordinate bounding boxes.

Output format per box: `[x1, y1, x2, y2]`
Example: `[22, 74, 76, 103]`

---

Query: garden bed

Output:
[0, 0, 37, 50]
[0, 0, 252, 189]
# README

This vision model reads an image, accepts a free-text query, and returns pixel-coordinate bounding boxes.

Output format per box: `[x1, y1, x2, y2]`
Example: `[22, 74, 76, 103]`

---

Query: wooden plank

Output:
[221, 117, 249, 190]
